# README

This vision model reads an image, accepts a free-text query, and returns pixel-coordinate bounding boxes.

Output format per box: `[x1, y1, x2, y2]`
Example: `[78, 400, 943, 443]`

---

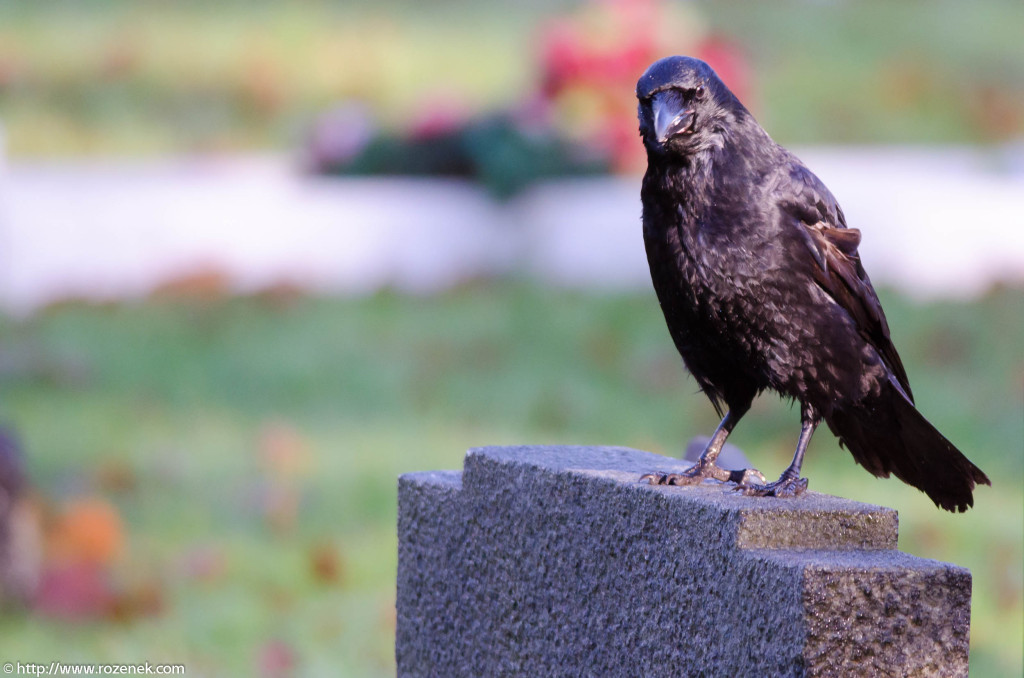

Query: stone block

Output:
[396, 445, 971, 677]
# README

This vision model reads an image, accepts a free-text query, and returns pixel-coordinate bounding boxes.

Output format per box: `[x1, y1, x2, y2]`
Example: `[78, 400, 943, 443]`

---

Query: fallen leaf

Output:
[47, 497, 124, 567]
[309, 542, 344, 586]
[107, 579, 165, 623]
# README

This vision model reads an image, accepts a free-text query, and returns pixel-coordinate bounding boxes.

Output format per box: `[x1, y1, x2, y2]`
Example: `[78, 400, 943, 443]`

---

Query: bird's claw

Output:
[731, 468, 767, 485]
[735, 476, 809, 498]
[640, 469, 704, 486]
[642, 465, 766, 487]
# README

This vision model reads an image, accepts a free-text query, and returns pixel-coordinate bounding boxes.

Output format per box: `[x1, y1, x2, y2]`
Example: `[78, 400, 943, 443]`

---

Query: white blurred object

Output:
[0, 156, 516, 315]
[0, 146, 1021, 315]
[795, 146, 1024, 300]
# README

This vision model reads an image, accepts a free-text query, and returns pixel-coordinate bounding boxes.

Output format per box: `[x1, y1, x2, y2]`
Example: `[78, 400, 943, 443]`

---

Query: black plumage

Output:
[635, 56, 989, 512]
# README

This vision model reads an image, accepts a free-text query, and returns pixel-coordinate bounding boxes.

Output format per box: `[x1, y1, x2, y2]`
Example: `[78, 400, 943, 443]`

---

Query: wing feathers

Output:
[780, 163, 914, 402]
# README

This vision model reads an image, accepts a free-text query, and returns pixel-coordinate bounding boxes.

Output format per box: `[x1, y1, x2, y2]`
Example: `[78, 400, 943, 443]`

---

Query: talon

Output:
[641, 471, 701, 486]
[641, 471, 669, 485]
[728, 468, 766, 485]
[776, 477, 808, 497]
[737, 475, 808, 498]
[642, 462, 764, 487]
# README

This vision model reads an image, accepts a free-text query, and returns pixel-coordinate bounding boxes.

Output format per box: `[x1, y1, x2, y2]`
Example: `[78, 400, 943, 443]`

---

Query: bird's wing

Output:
[777, 161, 914, 403]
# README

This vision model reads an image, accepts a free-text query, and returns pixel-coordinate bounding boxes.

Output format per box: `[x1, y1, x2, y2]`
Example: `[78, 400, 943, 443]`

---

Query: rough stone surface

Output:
[396, 445, 972, 677]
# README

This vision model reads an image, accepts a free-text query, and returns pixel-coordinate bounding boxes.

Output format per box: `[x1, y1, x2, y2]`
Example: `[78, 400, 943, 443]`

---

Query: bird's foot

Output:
[642, 464, 765, 487]
[736, 471, 808, 498]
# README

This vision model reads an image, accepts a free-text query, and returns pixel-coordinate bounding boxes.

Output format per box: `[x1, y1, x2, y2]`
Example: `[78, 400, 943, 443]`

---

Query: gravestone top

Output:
[397, 445, 971, 677]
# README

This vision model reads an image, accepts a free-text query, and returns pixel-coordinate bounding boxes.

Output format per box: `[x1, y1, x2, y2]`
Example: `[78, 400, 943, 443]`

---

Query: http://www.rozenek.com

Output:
[5, 662, 185, 676]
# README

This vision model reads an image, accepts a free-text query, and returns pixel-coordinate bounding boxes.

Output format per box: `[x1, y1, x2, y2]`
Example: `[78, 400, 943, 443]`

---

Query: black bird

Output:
[635, 56, 989, 512]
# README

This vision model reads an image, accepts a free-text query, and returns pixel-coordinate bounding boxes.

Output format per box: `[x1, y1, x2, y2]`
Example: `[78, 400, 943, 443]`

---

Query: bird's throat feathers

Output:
[642, 143, 721, 214]
[644, 111, 772, 208]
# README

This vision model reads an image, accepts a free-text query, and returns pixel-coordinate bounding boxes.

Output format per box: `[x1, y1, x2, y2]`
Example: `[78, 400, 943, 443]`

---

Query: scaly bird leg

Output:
[642, 407, 765, 486]
[738, 410, 817, 498]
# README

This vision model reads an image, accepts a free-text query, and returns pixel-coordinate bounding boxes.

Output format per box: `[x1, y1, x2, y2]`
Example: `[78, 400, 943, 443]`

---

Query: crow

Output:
[635, 56, 989, 512]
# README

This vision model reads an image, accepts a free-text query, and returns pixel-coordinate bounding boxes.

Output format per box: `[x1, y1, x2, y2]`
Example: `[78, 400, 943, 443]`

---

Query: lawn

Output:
[0, 0, 1020, 156]
[0, 282, 1020, 676]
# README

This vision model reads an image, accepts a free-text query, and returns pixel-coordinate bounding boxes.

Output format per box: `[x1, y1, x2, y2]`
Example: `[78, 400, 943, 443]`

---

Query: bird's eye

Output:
[694, 85, 706, 100]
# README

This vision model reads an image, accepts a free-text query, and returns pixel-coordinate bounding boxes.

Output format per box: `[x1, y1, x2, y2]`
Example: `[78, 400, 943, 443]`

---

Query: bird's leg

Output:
[641, 407, 766, 486]
[738, 409, 817, 498]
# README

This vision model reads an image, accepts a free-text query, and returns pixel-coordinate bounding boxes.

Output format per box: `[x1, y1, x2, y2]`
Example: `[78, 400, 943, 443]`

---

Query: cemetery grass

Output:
[1, 0, 1021, 156]
[0, 281, 1020, 676]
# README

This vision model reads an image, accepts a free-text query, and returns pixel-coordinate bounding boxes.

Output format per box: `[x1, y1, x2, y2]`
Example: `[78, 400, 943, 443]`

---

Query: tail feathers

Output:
[826, 382, 990, 512]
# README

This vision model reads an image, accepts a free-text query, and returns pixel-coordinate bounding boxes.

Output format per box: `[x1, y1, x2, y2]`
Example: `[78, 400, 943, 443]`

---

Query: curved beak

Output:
[653, 90, 696, 143]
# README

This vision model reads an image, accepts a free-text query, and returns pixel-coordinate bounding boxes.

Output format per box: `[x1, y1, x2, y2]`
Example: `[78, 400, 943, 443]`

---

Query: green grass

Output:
[0, 282, 1021, 675]
[705, 0, 1024, 143]
[0, 0, 1020, 155]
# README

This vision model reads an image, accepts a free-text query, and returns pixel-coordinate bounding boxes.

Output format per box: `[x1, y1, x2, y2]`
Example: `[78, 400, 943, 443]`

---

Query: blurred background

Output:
[0, 0, 1021, 676]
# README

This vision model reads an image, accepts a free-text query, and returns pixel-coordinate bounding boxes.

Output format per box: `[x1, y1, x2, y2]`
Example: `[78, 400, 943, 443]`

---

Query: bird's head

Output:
[636, 56, 744, 158]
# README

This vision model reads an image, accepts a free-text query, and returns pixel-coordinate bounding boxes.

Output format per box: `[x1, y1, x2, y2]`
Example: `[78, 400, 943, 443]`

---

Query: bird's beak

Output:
[652, 90, 696, 143]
